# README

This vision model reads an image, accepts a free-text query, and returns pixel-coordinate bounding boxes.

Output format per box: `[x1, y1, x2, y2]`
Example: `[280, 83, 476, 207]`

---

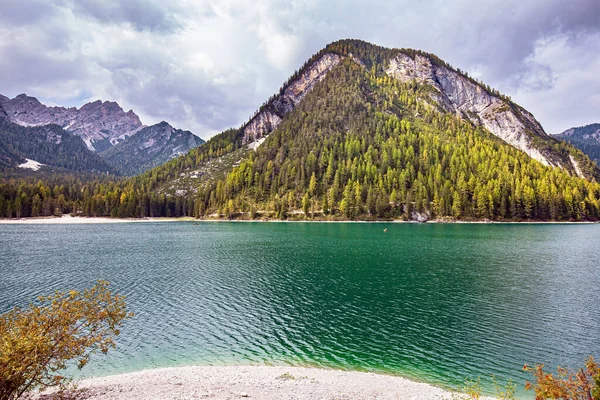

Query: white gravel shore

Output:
[58, 366, 486, 400]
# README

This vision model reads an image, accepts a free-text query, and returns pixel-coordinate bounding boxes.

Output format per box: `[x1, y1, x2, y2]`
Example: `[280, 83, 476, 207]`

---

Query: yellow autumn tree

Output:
[524, 356, 600, 400]
[0, 281, 133, 400]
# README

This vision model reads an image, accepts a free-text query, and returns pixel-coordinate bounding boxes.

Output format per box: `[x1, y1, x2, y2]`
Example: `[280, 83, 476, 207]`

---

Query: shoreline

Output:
[0, 215, 597, 224]
[0, 215, 196, 224]
[45, 365, 493, 400]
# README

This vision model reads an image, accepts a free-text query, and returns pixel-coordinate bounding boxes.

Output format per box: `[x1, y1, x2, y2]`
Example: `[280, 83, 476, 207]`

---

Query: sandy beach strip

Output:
[48, 365, 491, 400]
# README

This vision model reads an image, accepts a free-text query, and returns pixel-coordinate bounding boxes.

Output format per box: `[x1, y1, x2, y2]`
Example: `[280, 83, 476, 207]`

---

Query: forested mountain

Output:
[0, 94, 205, 175]
[0, 117, 114, 174]
[555, 124, 600, 164]
[101, 122, 205, 176]
[1, 39, 599, 221]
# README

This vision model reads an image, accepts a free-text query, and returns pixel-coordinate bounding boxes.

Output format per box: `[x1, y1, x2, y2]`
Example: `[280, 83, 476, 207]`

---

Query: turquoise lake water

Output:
[1, 222, 599, 395]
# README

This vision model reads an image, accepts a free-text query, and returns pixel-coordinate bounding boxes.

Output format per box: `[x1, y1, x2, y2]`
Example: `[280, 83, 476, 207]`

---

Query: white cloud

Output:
[510, 33, 600, 133]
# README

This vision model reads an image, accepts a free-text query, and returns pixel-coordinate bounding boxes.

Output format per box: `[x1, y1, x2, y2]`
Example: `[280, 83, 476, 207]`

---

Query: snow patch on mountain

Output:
[18, 158, 44, 171]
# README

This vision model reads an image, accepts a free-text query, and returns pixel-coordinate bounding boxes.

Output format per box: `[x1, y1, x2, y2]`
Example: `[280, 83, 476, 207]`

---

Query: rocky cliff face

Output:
[0, 94, 142, 150]
[242, 53, 342, 144]
[101, 121, 205, 175]
[243, 112, 282, 144]
[385, 53, 579, 173]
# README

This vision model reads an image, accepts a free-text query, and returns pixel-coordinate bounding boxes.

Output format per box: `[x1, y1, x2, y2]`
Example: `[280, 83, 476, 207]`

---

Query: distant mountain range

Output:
[555, 123, 600, 164]
[0, 94, 204, 175]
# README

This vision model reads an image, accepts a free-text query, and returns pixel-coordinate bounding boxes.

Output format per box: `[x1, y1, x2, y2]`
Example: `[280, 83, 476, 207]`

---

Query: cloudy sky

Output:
[0, 0, 598, 139]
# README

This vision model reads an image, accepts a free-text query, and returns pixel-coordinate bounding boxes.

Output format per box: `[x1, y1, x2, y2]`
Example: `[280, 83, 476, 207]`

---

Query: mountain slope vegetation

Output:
[0, 118, 114, 174]
[100, 122, 205, 176]
[0, 40, 599, 221]
[555, 123, 600, 164]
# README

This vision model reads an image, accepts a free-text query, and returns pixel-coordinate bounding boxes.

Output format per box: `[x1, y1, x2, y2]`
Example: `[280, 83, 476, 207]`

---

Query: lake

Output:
[1, 222, 599, 395]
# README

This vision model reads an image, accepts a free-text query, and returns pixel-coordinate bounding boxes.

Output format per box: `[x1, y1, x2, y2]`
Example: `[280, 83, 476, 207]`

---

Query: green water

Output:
[1, 222, 599, 395]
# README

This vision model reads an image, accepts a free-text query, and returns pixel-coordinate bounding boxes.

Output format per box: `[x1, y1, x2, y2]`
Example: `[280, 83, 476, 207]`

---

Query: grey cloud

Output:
[0, 0, 60, 25]
[515, 62, 556, 92]
[65, 0, 184, 32]
[0, 43, 87, 94]
[94, 40, 257, 135]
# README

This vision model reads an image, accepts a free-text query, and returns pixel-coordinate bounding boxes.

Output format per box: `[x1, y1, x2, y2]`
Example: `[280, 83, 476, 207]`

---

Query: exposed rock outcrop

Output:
[243, 112, 282, 144]
[410, 211, 430, 223]
[242, 53, 342, 145]
[385, 53, 580, 173]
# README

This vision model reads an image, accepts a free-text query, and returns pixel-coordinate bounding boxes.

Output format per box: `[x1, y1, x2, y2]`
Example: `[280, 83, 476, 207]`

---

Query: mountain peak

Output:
[101, 121, 204, 175]
[127, 110, 142, 126]
[13, 93, 42, 106]
[133, 44, 599, 221]
[84, 99, 103, 107]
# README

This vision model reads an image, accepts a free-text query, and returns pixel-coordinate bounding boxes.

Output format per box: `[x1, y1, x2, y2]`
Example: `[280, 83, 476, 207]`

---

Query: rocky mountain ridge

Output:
[0, 94, 142, 150]
[102, 121, 205, 175]
[385, 53, 562, 168]
[558, 123, 600, 142]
